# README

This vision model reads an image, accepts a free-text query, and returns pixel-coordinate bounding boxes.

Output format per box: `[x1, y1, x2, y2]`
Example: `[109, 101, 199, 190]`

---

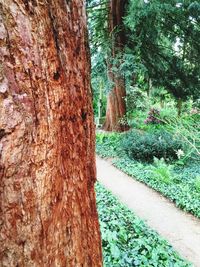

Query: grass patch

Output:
[96, 183, 192, 267]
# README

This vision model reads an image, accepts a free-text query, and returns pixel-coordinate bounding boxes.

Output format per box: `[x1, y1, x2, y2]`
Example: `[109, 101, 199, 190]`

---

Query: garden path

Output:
[96, 155, 200, 267]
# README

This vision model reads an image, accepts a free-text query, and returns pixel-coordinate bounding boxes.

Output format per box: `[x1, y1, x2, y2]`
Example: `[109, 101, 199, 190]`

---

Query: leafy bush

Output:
[128, 109, 166, 132]
[122, 130, 183, 163]
[96, 183, 191, 267]
[126, 85, 147, 112]
[144, 108, 161, 124]
[158, 107, 177, 123]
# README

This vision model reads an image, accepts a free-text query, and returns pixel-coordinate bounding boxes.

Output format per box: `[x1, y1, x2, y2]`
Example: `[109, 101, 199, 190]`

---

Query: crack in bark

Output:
[22, 0, 37, 15]
[47, 2, 61, 62]
[0, 129, 7, 140]
[0, 128, 15, 140]
[53, 68, 60, 80]
[28, 68, 39, 127]
[0, 9, 16, 66]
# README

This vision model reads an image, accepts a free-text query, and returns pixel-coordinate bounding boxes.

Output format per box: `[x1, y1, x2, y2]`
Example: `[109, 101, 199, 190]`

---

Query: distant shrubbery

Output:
[121, 130, 182, 163]
[96, 122, 200, 218]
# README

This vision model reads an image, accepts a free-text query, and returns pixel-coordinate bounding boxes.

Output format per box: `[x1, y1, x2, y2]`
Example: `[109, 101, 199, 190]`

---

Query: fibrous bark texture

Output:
[0, 1, 102, 266]
[103, 0, 129, 132]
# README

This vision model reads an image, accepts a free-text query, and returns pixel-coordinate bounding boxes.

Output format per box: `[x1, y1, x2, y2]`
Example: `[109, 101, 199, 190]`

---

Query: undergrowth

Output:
[96, 131, 123, 158]
[114, 157, 200, 218]
[96, 183, 192, 267]
[96, 130, 200, 218]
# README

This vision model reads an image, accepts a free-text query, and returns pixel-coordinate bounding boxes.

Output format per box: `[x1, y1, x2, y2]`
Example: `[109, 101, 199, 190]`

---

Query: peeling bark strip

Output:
[0, 1, 102, 266]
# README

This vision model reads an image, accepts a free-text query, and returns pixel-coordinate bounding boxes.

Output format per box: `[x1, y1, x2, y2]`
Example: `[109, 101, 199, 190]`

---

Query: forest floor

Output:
[96, 155, 200, 267]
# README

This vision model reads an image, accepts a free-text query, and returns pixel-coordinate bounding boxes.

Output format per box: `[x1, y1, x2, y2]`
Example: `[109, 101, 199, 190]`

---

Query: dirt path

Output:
[96, 156, 200, 267]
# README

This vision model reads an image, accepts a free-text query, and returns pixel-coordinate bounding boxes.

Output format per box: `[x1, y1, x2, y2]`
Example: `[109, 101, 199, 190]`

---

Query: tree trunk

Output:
[103, 0, 129, 132]
[0, 1, 102, 266]
[177, 98, 183, 117]
[103, 77, 128, 131]
[147, 77, 152, 98]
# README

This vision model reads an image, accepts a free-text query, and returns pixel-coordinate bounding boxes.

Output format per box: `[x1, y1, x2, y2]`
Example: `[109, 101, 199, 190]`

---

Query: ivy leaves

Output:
[96, 183, 191, 266]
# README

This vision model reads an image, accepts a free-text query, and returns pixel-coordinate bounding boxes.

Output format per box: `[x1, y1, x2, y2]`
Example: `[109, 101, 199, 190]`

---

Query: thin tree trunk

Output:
[147, 77, 152, 109]
[103, 0, 129, 132]
[147, 77, 152, 98]
[0, 1, 102, 266]
[177, 98, 183, 117]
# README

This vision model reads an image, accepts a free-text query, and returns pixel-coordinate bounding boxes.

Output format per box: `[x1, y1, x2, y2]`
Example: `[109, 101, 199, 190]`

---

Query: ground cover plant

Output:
[96, 183, 192, 267]
[96, 131, 123, 158]
[96, 115, 200, 218]
[114, 157, 200, 218]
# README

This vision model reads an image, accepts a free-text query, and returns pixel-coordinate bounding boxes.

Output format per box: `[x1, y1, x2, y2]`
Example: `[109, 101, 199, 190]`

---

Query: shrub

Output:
[121, 130, 183, 162]
[144, 108, 161, 124]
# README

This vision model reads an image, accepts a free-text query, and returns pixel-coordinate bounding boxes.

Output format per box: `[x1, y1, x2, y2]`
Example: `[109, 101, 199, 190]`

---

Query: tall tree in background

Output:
[103, 0, 129, 131]
[0, 1, 102, 266]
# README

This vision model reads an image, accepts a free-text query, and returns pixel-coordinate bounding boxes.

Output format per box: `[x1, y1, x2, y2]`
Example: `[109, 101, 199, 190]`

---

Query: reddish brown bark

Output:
[0, 1, 102, 266]
[103, 77, 128, 132]
[103, 0, 129, 132]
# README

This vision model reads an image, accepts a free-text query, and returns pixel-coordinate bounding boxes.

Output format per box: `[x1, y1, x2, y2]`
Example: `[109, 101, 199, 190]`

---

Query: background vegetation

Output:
[87, 0, 199, 265]
[96, 183, 191, 266]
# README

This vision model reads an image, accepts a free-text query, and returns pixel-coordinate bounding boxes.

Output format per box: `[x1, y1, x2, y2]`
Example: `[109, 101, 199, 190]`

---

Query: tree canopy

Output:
[125, 0, 200, 101]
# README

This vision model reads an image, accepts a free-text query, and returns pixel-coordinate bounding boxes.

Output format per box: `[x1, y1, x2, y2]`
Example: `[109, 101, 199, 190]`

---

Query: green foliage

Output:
[121, 130, 182, 163]
[151, 86, 171, 107]
[87, 0, 109, 51]
[96, 183, 191, 267]
[194, 176, 200, 192]
[150, 158, 175, 185]
[129, 112, 200, 163]
[126, 85, 147, 113]
[144, 108, 161, 124]
[96, 131, 200, 218]
[128, 110, 148, 130]
[88, 0, 200, 120]
[163, 114, 200, 162]
[96, 132, 123, 158]
[158, 106, 178, 123]
[114, 157, 200, 218]
[87, 0, 110, 117]
[90, 51, 109, 117]
[125, 0, 200, 102]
